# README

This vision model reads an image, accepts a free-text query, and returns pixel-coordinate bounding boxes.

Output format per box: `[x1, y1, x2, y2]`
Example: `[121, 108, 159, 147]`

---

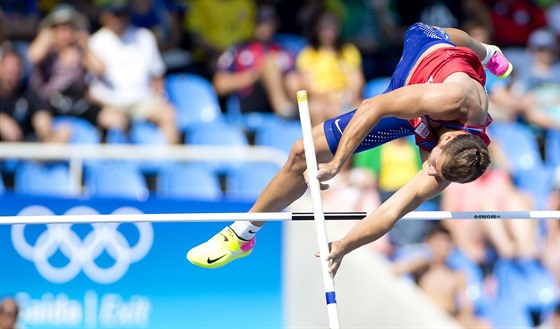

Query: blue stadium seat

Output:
[254, 119, 302, 157]
[53, 116, 101, 144]
[363, 77, 391, 98]
[447, 249, 486, 309]
[157, 163, 222, 200]
[226, 162, 280, 200]
[15, 162, 74, 196]
[502, 47, 529, 71]
[489, 122, 541, 173]
[480, 298, 533, 329]
[85, 162, 149, 200]
[165, 74, 223, 132]
[489, 121, 554, 209]
[105, 121, 169, 172]
[130, 120, 169, 173]
[130, 120, 167, 145]
[225, 95, 287, 131]
[186, 122, 248, 147]
[0, 174, 5, 194]
[545, 129, 560, 168]
[494, 258, 559, 316]
[275, 33, 308, 56]
[185, 123, 249, 173]
[105, 128, 129, 144]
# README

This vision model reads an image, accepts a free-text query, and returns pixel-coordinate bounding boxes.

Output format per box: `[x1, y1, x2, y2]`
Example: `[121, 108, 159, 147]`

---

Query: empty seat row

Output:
[6, 161, 281, 201]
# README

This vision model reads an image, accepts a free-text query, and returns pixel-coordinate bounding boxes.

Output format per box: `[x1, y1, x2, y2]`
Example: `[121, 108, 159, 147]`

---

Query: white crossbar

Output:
[0, 211, 558, 225]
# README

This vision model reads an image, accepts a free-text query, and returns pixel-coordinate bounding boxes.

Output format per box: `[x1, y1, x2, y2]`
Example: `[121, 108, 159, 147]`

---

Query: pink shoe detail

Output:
[485, 46, 513, 79]
[240, 237, 255, 252]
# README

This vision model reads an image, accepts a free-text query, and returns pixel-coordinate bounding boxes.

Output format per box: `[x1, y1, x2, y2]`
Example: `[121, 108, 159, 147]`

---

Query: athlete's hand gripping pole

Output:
[296, 90, 341, 329]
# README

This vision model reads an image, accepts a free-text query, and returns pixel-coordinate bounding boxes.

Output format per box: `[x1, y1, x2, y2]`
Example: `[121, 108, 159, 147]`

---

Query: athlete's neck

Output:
[436, 126, 467, 140]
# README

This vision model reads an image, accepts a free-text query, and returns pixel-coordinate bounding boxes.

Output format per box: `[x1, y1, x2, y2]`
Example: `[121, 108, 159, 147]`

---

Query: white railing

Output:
[0, 142, 288, 194]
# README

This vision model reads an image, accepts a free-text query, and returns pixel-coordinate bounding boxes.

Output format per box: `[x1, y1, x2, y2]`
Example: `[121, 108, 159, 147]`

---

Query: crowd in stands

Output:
[0, 1, 559, 328]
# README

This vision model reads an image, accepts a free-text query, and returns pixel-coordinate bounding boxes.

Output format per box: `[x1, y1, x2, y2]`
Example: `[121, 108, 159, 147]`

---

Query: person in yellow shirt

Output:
[296, 9, 364, 125]
[353, 138, 422, 200]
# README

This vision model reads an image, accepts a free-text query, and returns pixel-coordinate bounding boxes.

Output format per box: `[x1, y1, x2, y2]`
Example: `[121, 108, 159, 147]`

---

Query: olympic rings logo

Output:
[11, 206, 153, 284]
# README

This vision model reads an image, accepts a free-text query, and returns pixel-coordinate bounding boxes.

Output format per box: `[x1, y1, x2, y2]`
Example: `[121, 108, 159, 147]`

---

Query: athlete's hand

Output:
[303, 161, 340, 190]
[317, 161, 341, 182]
[315, 240, 347, 277]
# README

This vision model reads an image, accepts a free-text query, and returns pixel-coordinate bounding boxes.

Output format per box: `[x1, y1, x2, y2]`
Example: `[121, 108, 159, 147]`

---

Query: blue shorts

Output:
[324, 23, 454, 155]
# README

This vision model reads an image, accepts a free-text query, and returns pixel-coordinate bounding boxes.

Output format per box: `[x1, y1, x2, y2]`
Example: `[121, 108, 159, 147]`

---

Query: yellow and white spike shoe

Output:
[187, 226, 255, 269]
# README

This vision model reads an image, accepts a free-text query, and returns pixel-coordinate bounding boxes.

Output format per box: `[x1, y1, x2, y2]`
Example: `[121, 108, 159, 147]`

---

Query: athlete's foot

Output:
[484, 46, 513, 79]
[187, 226, 255, 269]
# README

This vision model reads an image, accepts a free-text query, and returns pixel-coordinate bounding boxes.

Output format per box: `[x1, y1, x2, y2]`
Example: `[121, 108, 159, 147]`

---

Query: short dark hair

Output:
[440, 134, 491, 183]
[0, 42, 21, 62]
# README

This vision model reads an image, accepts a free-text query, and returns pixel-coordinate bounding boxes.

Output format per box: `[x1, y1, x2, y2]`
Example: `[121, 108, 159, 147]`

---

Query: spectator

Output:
[339, 0, 400, 79]
[127, 0, 186, 71]
[321, 159, 389, 256]
[395, 0, 492, 31]
[213, 4, 298, 118]
[441, 142, 537, 261]
[512, 28, 560, 131]
[392, 223, 493, 329]
[27, 4, 126, 134]
[441, 168, 536, 261]
[321, 159, 380, 213]
[546, 2, 560, 39]
[182, 0, 256, 78]
[353, 138, 426, 247]
[0, 45, 69, 143]
[296, 9, 364, 125]
[278, 0, 346, 35]
[354, 138, 422, 202]
[484, 0, 547, 47]
[88, 1, 179, 144]
[0, 297, 19, 329]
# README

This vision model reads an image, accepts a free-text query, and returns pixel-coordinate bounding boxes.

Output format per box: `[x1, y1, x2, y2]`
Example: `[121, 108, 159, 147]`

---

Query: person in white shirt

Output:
[88, 2, 178, 144]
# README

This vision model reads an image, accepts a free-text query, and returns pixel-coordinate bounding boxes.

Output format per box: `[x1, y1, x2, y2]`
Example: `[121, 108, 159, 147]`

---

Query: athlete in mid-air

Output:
[187, 22, 513, 275]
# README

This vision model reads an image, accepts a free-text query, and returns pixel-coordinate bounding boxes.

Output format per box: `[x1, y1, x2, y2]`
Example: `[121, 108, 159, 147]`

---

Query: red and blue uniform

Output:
[324, 22, 492, 154]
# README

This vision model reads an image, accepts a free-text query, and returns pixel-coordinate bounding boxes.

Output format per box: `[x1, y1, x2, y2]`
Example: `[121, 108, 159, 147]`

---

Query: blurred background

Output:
[0, 0, 558, 328]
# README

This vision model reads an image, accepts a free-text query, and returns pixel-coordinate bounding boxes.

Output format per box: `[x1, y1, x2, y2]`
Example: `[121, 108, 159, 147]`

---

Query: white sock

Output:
[229, 221, 261, 240]
[481, 43, 495, 65]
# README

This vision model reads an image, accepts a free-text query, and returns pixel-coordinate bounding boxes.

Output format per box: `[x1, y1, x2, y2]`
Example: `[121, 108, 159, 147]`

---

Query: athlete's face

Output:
[427, 145, 448, 180]
[426, 133, 457, 180]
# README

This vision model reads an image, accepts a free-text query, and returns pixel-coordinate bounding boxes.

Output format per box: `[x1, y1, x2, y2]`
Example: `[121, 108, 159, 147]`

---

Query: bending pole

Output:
[0, 211, 558, 225]
[297, 90, 340, 329]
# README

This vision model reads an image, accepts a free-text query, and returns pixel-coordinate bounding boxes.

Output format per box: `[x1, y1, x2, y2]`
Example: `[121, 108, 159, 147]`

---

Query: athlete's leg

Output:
[249, 111, 415, 222]
[248, 123, 333, 219]
[442, 26, 513, 78]
[186, 123, 333, 269]
[187, 111, 413, 268]
[441, 27, 488, 61]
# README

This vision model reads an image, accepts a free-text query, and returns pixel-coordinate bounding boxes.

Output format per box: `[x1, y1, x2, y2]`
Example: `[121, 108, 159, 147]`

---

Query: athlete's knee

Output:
[285, 139, 307, 172]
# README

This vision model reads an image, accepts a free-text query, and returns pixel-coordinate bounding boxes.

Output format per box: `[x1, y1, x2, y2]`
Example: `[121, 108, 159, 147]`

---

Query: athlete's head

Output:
[427, 132, 490, 183]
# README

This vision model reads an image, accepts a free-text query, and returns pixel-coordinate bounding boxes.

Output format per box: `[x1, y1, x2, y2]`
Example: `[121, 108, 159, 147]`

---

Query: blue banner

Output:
[0, 194, 283, 328]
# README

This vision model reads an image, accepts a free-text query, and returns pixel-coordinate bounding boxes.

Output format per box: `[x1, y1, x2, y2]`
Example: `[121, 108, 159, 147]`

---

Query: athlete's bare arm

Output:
[315, 77, 478, 182]
[325, 149, 449, 276]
